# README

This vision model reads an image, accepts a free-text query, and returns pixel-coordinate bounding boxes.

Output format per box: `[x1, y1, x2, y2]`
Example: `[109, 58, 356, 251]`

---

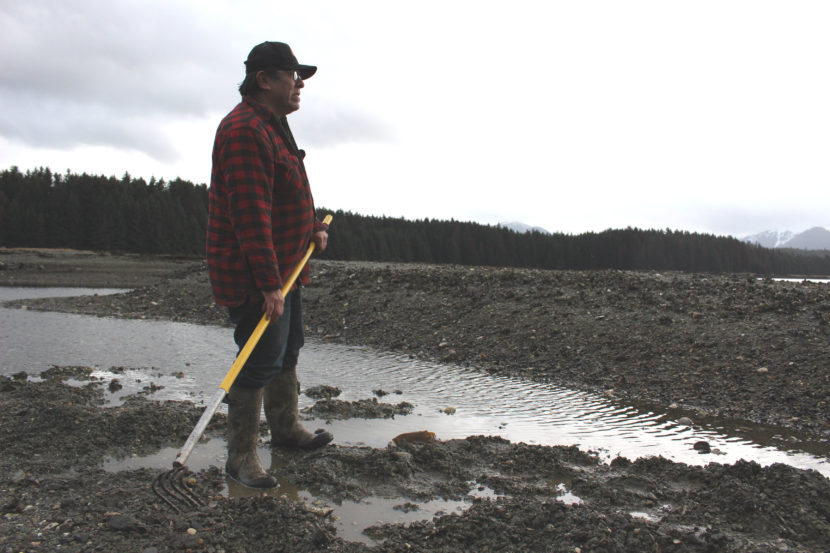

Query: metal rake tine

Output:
[153, 466, 204, 512]
[152, 469, 183, 513]
[169, 465, 206, 508]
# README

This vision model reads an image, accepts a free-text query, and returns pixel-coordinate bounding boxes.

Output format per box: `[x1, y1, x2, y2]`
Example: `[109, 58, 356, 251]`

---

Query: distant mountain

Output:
[784, 227, 830, 250]
[498, 221, 551, 234]
[742, 229, 795, 248]
[743, 227, 830, 250]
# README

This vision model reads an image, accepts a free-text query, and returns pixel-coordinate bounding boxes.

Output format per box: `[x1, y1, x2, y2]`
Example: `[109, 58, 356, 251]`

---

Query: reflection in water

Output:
[10, 286, 829, 543]
[105, 439, 499, 545]
[3, 286, 829, 478]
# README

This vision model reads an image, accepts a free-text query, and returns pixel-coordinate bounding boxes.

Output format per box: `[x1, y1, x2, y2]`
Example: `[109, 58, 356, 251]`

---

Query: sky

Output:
[1, 1, 828, 239]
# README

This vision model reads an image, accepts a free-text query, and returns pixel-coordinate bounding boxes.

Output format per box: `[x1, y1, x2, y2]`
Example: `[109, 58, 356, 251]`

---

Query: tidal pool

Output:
[2, 286, 828, 475]
[4, 286, 828, 543]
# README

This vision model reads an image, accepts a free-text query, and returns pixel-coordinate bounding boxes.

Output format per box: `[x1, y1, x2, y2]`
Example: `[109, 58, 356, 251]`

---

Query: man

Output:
[206, 41, 333, 489]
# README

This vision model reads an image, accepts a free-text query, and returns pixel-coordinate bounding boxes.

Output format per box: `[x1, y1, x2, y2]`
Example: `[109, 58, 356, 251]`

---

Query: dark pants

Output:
[228, 288, 304, 389]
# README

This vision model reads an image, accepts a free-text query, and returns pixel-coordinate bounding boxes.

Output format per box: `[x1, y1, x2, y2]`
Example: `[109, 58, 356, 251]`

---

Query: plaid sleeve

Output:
[219, 126, 282, 292]
[313, 215, 329, 233]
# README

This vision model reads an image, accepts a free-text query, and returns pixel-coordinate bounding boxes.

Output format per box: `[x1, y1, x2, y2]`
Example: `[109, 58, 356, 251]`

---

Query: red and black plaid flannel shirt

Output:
[206, 97, 326, 307]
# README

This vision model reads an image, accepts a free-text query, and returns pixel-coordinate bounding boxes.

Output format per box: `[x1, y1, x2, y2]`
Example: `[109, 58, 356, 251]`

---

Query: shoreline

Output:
[2, 248, 830, 552]
[4, 250, 828, 442]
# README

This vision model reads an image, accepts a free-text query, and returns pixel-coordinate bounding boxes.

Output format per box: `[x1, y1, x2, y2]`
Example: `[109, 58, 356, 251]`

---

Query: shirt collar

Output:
[242, 96, 280, 125]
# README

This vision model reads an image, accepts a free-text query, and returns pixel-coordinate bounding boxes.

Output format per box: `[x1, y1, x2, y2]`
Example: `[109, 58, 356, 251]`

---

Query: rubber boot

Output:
[225, 385, 277, 489]
[264, 366, 333, 450]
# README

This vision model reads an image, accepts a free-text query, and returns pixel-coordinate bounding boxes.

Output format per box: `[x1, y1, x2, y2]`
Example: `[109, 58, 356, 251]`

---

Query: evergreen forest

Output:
[2, 167, 829, 276]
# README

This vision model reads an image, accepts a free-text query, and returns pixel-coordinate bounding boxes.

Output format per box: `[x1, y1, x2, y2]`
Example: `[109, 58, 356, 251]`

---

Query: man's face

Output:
[260, 69, 304, 116]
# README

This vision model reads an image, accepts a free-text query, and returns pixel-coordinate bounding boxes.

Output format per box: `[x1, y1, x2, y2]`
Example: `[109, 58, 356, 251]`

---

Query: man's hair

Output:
[238, 67, 281, 96]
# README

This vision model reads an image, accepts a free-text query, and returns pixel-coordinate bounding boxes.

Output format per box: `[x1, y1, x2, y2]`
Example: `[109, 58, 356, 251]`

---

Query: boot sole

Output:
[226, 469, 278, 489]
[272, 430, 333, 450]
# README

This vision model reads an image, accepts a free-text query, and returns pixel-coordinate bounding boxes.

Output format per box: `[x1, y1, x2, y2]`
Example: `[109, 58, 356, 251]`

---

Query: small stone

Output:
[187, 528, 197, 535]
[693, 441, 711, 453]
[108, 514, 139, 531]
[757, 367, 769, 373]
[677, 417, 693, 426]
[443, 406, 456, 415]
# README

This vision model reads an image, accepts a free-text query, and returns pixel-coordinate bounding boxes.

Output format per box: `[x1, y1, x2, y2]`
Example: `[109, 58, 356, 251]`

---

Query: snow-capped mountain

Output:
[742, 230, 795, 248]
[498, 221, 551, 234]
[742, 227, 830, 250]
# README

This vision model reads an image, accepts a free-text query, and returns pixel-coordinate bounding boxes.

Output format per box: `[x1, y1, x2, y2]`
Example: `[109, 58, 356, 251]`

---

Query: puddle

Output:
[4, 286, 830, 480]
[104, 438, 500, 544]
[7, 286, 827, 543]
[331, 494, 482, 545]
[553, 482, 582, 505]
[629, 510, 661, 523]
[0, 287, 129, 302]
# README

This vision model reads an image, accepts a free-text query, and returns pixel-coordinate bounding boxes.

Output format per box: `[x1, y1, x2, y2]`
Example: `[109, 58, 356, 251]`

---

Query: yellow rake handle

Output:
[219, 213, 332, 391]
[173, 214, 332, 468]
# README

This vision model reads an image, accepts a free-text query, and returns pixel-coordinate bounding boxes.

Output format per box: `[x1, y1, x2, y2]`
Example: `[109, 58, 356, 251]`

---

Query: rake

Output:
[153, 214, 332, 512]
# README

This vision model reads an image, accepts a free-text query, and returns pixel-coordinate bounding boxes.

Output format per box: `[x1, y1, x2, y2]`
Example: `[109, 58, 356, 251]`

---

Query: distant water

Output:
[772, 277, 830, 283]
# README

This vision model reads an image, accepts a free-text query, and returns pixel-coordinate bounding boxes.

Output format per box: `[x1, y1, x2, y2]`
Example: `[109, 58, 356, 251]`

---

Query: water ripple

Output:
[2, 286, 828, 476]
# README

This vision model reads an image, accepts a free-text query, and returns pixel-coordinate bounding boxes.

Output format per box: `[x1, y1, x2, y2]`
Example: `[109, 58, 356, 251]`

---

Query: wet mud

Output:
[2, 249, 830, 552]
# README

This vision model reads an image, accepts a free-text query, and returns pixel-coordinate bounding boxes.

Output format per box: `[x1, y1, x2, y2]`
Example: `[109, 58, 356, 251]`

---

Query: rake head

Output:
[152, 465, 206, 513]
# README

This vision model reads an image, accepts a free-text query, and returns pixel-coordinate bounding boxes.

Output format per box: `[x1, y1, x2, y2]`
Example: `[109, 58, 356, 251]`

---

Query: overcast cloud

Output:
[1, 1, 828, 238]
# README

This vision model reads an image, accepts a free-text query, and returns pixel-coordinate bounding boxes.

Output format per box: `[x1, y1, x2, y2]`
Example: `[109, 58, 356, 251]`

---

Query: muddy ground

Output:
[1, 248, 829, 552]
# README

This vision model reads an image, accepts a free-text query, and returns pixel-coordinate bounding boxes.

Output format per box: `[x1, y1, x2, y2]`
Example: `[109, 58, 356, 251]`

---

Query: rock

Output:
[693, 441, 711, 453]
[392, 431, 436, 446]
[304, 385, 342, 399]
[107, 514, 142, 532]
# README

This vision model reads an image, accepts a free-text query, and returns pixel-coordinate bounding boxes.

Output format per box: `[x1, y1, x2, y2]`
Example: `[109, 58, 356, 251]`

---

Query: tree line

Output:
[0, 167, 207, 255]
[318, 209, 830, 275]
[2, 166, 829, 275]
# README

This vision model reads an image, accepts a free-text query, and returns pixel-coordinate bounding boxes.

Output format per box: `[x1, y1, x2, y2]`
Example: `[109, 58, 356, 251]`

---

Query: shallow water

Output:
[4, 286, 828, 543]
[1, 286, 828, 476]
[772, 277, 830, 283]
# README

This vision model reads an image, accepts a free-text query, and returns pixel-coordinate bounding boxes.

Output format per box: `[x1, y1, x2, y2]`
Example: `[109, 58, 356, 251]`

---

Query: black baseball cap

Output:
[244, 41, 317, 79]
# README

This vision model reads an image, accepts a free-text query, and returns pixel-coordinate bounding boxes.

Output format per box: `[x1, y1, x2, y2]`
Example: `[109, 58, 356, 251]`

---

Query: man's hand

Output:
[312, 230, 328, 252]
[262, 289, 285, 322]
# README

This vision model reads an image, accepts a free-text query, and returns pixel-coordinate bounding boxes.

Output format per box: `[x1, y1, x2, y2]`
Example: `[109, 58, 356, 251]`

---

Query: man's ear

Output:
[255, 70, 272, 90]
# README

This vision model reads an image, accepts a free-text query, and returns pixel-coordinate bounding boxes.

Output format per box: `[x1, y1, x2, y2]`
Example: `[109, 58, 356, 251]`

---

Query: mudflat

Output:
[1, 248, 829, 552]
